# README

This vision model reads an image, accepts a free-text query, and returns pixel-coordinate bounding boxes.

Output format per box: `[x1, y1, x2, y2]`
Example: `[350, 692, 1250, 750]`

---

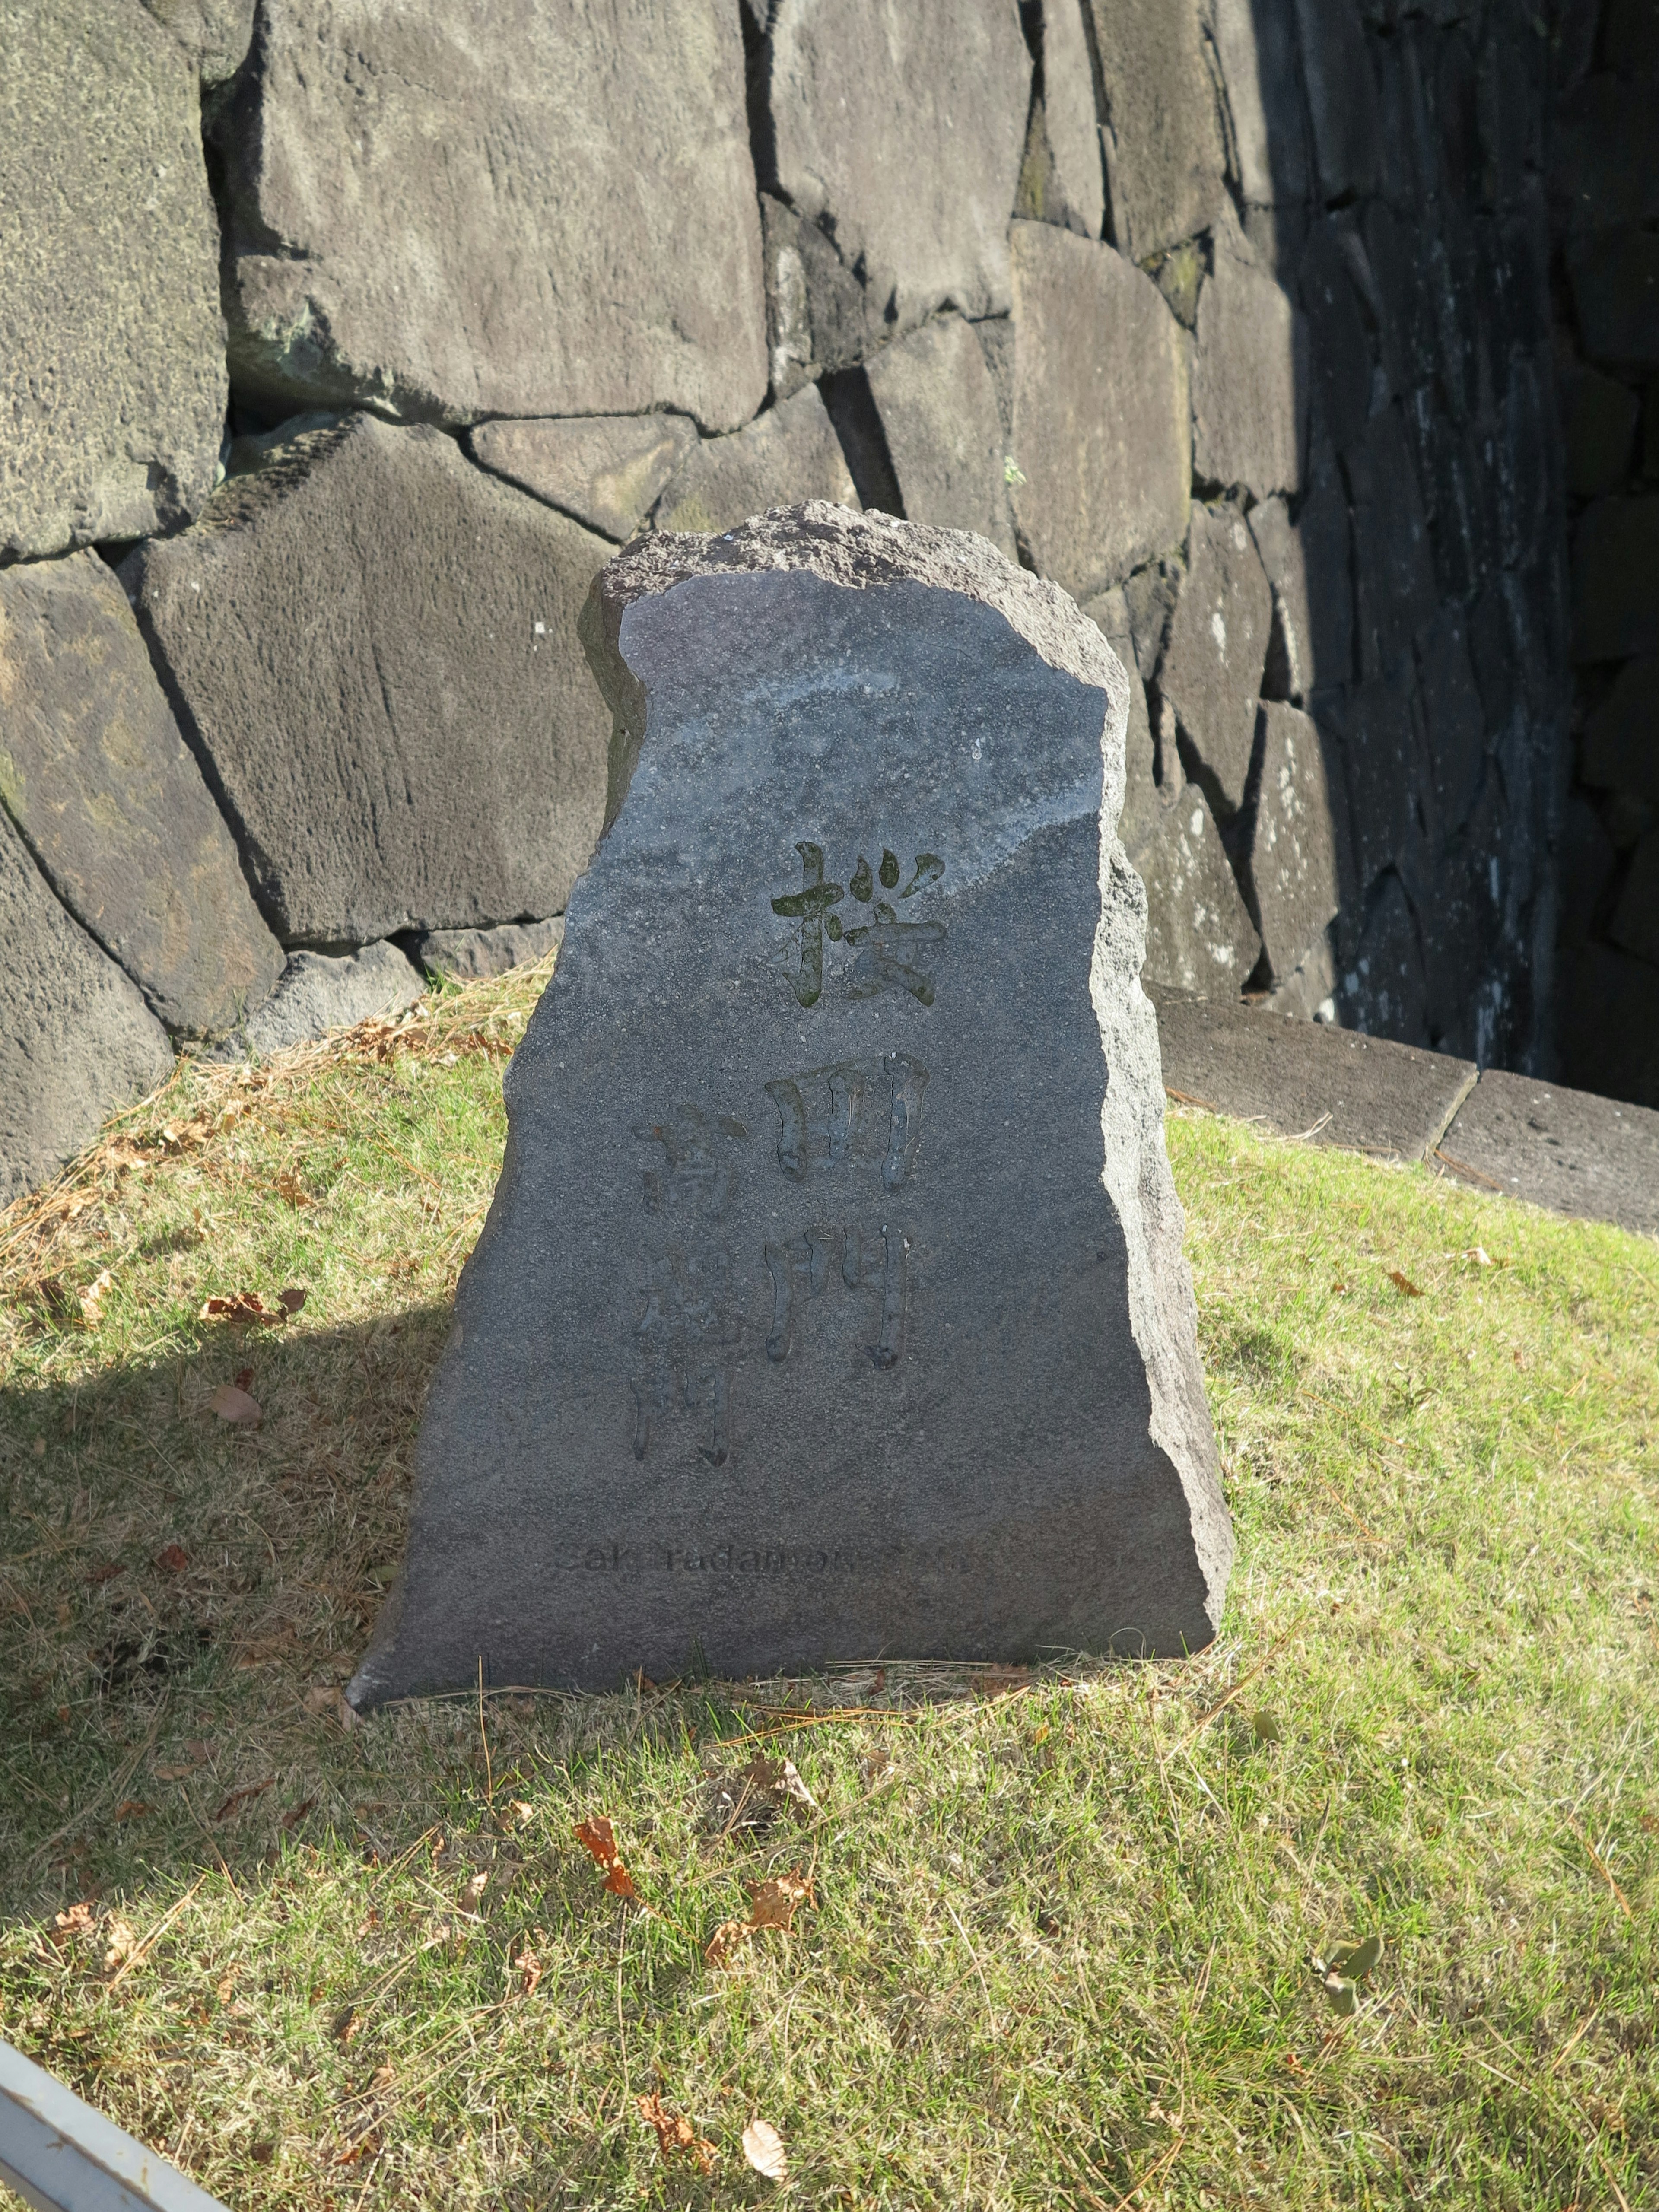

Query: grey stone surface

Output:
[864, 315, 1016, 558]
[1191, 236, 1304, 500]
[1136, 787, 1262, 998]
[208, 0, 766, 432]
[654, 386, 858, 536]
[139, 0, 255, 82]
[238, 943, 425, 1058]
[0, 551, 282, 1040]
[1209, 0, 1310, 209]
[1158, 502, 1273, 816]
[1293, 0, 1382, 205]
[1558, 794, 1617, 950]
[1021, 0, 1106, 241]
[1573, 498, 1659, 662]
[1249, 474, 1353, 703]
[1414, 606, 1487, 836]
[1583, 654, 1659, 803]
[0, 807, 173, 1208]
[1083, 0, 1225, 261]
[1298, 224, 1373, 463]
[351, 503, 1231, 1701]
[760, 194, 873, 401]
[1339, 873, 1430, 1047]
[1611, 828, 1659, 965]
[1238, 703, 1341, 985]
[0, 0, 227, 561]
[1557, 942, 1659, 1110]
[1152, 987, 1476, 1160]
[410, 917, 564, 983]
[125, 413, 613, 947]
[1007, 224, 1190, 599]
[1439, 1070, 1659, 1239]
[1568, 230, 1659, 372]
[1322, 674, 1421, 892]
[1082, 587, 1182, 861]
[761, 0, 1030, 341]
[467, 417, 697, 544]
[1347, 408, 1438, 680]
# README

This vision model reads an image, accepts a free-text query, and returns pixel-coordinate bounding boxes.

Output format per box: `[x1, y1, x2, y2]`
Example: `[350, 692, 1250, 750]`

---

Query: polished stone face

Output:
[351, 512, 1231, 1702]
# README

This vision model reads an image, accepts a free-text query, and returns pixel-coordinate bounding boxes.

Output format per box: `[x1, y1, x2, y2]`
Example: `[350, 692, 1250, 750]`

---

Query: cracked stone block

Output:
[1191, 232, 1304, 500]
[759, 194, 874, 401]
[139, 0, 254, 82]
[234, 943, 425, 1057]
[864, 315, 1016, 559]
[0, 0, 227, 560]
[1, 806, 172, 1207]
[207, 0, 766, 430]
[653, 385, 858, 537]
[1137, 786, 1261, 998]
[1157, 502, 1272, 817]
[349, 501, 1232, 1699]
[761, 0, 1030, 342]
[0, 551, 283, 1039]
[408, 917, 564, 983]
[1082, 586, 1184, 862]
[1249, 474, 1353, 704]
[1007, 223, 1190, 598]
[1082, 0, 1226, 261]
[467, 418, 697, 544]
[1237, 703, 1341, 985]
[124, 413, 613, 947]
[1582, 655, 1659, 805]
[1016, 0, 1106, 240]
[1337, 872, 1429, 1047]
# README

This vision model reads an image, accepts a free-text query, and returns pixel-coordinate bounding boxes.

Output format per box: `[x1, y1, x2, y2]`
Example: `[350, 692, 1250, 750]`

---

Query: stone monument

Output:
[350, 505, 1231, 1703]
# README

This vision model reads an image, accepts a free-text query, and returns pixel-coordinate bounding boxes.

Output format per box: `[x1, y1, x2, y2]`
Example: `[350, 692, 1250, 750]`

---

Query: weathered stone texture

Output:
[0, 551, 283, 1039]
[208, 0, 766, 431]
[864, 316, 1017, 558]
[1157, 503, 1272, 817]
[760, 195, 874, 400]
[0, 807, 172, 1207]
[1083, 587, 1181, 863]
[1083, 0, 1225, 262]
[1237, 703, 1339, 986]
[125, 414, 613, 947]
[467, 418, 697, 544]
[409, 918, 563, 984]
[1007, 224, 1190, 599]
[653, 385, 858, 536]
[1136, 788, 1261, 998]
[1020, 0, 1106, 241]
[1191, 236, 1304, 500]
[1292, 0, 1382, 206]
[0, 0, 227, 560]
[762, 0, 1030, 340]
[239, 943, 424, 1058]
[1582, 655, 1659, 804]
[1209, 0, 1309, 210]
[352, 504, 1230, 1700]
[139, 0, 254, 83]
[1249, 477, 1353, 704]
[1340, 874, 1428, 1046]
[1573, 499, 1659, 662]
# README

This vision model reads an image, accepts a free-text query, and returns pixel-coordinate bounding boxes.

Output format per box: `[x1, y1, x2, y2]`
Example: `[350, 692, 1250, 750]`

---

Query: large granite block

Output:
[864, 315, 1017, 559]
[1007, 224, 1190, 598]
[1, 808, 173, 1208]
[1208, 0, 1311, 209]
[207, 0, 766, 431]
[1249, 475, 1354, 703]
[1237, 703, 1341, 985]
[139, 0, 255, 83]
[1157, 503, 1273, 817]
[653, 385, 858, 537]
[761, 0, 1030, 343]
[467, 418, 697, 545]
[238, 943, 424, 1057]
[759, 194, 874, 400]
[124, 414, 612, 947]
[1082, 0, 1225, 261]
[1135, 787, 1262, 998]
[1292, 0, 1382, 204]
[0, 0, 227, 560]
[1020, 0, 1106, 240]
[1082, 587, 1183, 861]
[1191, 235, 1304, 501]
[1440, 1071, 1659, 1240]
[1152, 989, 1475, 1160]
[409, 917, 563, 984]
[350, 504, 1232, 1701]
[0, 552, 282, 1039]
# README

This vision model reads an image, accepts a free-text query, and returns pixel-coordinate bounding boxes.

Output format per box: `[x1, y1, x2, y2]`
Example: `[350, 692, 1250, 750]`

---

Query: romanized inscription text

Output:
[550, 1539, 887, 1575]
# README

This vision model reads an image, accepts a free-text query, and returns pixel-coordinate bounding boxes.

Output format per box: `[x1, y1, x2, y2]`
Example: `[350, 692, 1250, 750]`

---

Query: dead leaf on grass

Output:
[85, 1563, 126, 1585]
[50, 1902, 94, 1945]
[332, 2005, 360, 2046]
[512, 1934, 544, 1997]
[208, 1383, 262, 1424]
[213, 1777, 275, 1822]
[742, 2117, 788, 2181]
[154, 1544, 189, 1575]
[200, 1290, 281, 1327]
[114, 1800, 151, 1822]
[80, 1269, 114, 1325]
[277, 1286, 307, 1314]
[705, 1919, 751, 1970]
[102, 1918, 140, 1970]
[274, 1171, 313, 1208]
[572, 1815, 638, 1899]
[747, 1869, 814, 1931]
[637, 2090, 715, 2175]
[1386, 1270, 1424, 1298]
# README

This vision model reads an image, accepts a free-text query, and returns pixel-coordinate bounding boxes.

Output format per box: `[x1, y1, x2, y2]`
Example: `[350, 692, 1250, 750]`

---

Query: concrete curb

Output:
[1152, 992, 1659, 1241]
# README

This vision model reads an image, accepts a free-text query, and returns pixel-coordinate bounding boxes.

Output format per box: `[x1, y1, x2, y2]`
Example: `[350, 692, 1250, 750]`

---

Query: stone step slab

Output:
[350, 502, 1232, 1703]
[1437, 1069, 1659, 1240]
[207, 0, 766, 430]
[1, 0, 226, 559]
[1152, 990, 1476, 1162]
[0, 808, 172, 1208]
[0, 551, 283, 1040]
[124, 413, 612, 948]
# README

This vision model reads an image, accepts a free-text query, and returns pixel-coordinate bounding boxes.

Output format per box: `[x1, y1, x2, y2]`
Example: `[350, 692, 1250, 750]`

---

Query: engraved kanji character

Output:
[764, 1054, 928, 1190]
[763, 1223, 908, 1370]
[769, 841, 844, 1008]
[842, 848, 946, 1005]
[631, 1104, 747, 1466]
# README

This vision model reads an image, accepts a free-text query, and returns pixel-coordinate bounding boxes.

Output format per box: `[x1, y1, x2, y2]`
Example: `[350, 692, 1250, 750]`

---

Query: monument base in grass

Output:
[350, 504, 1231, 1702]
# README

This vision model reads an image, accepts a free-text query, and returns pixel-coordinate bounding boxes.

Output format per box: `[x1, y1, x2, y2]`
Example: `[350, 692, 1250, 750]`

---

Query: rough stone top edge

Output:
[595, 502, 1128, 706]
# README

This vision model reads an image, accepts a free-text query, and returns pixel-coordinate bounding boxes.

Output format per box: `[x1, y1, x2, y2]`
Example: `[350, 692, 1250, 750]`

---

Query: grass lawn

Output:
[1, 956, 1655, 2211]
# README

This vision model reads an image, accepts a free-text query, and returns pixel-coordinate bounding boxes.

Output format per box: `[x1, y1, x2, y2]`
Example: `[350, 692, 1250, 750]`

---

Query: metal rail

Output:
[0, 2041, 226, 2212]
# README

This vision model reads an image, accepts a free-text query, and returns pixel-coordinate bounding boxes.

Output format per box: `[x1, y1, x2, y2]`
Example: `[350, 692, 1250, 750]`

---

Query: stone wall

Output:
[0, 0, 1586, 1204]
[1552, 0, 1659, 1109]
